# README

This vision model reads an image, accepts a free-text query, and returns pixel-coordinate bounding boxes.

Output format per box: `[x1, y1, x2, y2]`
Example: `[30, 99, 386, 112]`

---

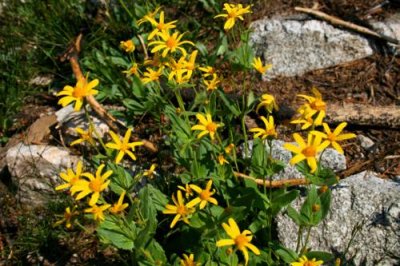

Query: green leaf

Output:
[138, 239, 167, 265]
[135, 185, 159, 247]
[306, 251, 334, 263]
[319, 188, 331, 221]
[97, 215, 136, 250]
[217, 90, 241, 116]
[146, 184, 169, 212]
[287, 205, 303, 226]
[274, 245, 298, 263]
[196, 41, 208, 56]
[216, 35, 228, 56]
[271, 189, 299, 216]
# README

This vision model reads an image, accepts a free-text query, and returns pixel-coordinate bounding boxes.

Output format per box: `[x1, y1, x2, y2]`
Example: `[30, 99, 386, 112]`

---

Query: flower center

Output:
[302, 146, 316, 157]
[228, 10, 238, 18]
[166, 37, 177, 49]
[177, 205, 187, 215]
[327, 133, 336, 141]
[157, 22, 165, 30]
[310, 99, 326, 111]
[304, 262, 314, 266]
[235, 234, 248, 250]
[200, 190, 211, 200]
[120, 142, 129, 152]
[72, 84, 87, 99]
[89, 179, 102, 192]
[206, 122, 217, 132]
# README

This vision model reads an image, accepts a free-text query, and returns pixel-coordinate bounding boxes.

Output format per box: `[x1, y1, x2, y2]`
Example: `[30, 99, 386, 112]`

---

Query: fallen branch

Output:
[61, 34, 158, 153]
[326, 103, 400, 129]
[294, 6, 399, 44]
[233, 171, 309, 188]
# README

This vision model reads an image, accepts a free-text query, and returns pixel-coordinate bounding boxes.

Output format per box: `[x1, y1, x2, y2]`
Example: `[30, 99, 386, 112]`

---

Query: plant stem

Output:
[301, 226, 312, 255]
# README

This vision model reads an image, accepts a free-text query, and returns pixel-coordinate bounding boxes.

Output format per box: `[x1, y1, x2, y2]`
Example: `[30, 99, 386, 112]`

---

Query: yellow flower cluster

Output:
[55, 162, 129, 223]
[284, 88, 356, 173]
[163, 179, 218, 228]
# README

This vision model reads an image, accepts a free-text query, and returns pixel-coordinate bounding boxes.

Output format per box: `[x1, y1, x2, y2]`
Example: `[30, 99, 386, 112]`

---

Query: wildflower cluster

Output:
[51, 2, 356, 265]
[284, 87, 356, 173]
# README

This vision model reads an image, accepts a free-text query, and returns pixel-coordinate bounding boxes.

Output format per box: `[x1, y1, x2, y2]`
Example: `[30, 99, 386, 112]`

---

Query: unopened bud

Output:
[318, 185, 328, 194]
[312, 204, 321, 212]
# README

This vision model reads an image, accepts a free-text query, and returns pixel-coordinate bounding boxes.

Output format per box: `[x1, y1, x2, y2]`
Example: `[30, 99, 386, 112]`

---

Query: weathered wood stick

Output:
[294, 6, 399, 44]
[233, 171, 309, 188]
[326, 103, 400, 129]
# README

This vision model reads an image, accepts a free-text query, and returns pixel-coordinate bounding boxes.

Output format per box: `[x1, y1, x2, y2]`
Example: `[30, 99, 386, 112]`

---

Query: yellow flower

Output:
[149, 30, 194, 58]
[311, 122, 356, 154]
[53, 206, 79, 229]
[141, 67, 163, 84]
[120, 40, 135, 53]
[55, 161, 85, 191]
[122, 63, 139, 77]
[224, 143, 235, 154]
[290, 115, 316, 130]
[167, 56, 187, 80]
[191, 113, 221, 140]
[297, 87, 326, 125]
[178, 184, 194, 198]
[214, 3, 252, 30]
[199, 66, 215, 78]
[256, 93, 278, 113]
[163, 190, 194, 228]
[183, 50, 198, 78]
[146, 11, 178, 40]
[85, 204, 111, 222]
[216, 218, 260, 266]
[105, 128, 143, 164]
[71, 164, 112, 206]
[204, 73, 221, 91]
[110, 191, 129, 214]
[283, 133, 329, 173]
[218, 154, 228, 165]
[249, 116, 277, 140]
[187, 179, 218, 209]
[143, 163, 157, 179]
[173, 69, 191, 85]
[57, 76, 99, 111]
[252, 57, 272, 74]
[70, 126, 96, 146]
[291, 255, 323, 266]
[136, 6, 161, 26]
[180, 253, 201, 266]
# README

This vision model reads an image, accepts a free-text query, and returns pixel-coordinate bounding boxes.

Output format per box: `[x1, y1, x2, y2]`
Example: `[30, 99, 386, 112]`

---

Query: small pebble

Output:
[357, 134, 375, 150]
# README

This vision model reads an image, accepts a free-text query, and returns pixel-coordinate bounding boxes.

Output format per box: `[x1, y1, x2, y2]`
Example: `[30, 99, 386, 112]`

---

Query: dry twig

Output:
[233, 171, 309, 188]
[294, 6, 399, 44]
[61, 34, 158, 153]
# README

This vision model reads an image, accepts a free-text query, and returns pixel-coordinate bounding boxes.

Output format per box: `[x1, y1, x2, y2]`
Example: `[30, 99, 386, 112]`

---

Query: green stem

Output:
[301, 226, 312, 255]
[295, 225, 303, 253]
[118, 0, 133, 19]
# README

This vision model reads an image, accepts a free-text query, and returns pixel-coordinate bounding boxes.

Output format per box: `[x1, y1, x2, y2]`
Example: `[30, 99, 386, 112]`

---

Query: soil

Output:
[0, 0, 399, 264]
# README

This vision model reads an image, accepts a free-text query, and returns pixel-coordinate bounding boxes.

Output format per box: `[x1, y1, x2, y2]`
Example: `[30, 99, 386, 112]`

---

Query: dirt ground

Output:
[250, 0, 400, 180]
[0, 0, 399, 264]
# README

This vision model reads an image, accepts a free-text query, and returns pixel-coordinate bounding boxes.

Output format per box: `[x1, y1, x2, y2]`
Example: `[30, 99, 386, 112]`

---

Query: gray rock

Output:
[55, 105, 110, 142]
[243, 140, 346, 180]
[6, 143, 80, 207]
[250, 15, 400, 79]
[276, 171, 400, 266]
[357, 134, 375, 151]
